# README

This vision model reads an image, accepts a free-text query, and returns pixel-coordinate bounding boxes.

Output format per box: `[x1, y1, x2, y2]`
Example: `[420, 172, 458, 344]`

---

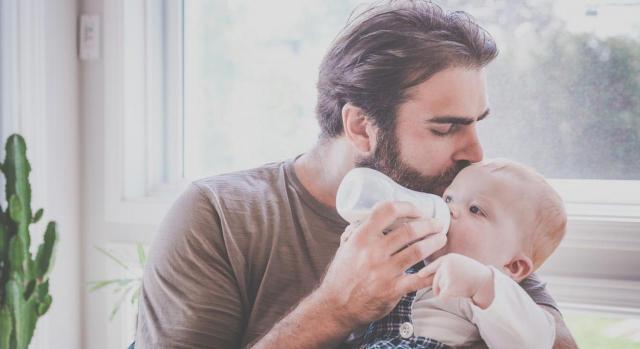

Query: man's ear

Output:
[503, 254, 534, 283]
[341, 103, 377, 154]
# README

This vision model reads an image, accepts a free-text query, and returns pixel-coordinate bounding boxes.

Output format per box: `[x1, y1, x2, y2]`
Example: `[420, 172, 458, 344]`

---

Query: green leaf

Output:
[36, 295, 52, 316]
[4, 135, 33, 249]
[136, 242, 146, 268]
[0, 306, 12, 349]
[35, 222, 57, 278]
[24, 279, 36, 300]
[110, 283, 136, 320]
[32, 208, 43, 223]
[6, 279, 38, 349]
[94, 246, 129, 270]
[35, 280, 49, 302]
[130, 285, 142, 306]
[8, 235, 26, 275]
[87, 279, 135, 292]
[25, 259, 36, 281]
[9, 195, 22, 225]
[0, 219, 7, 263]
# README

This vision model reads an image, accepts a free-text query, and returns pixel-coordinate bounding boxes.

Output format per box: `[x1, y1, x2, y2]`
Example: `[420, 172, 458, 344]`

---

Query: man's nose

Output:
[452, 124, 484, 163]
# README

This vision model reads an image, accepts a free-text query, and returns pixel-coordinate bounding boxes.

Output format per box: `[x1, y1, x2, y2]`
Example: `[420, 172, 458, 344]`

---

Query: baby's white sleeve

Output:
[469, 266, 555, 349]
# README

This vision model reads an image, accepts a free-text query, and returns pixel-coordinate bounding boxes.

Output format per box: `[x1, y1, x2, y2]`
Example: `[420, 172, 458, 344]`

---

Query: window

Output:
[103, 3, 640, 346]
[175, 2, 640, 347]
[182, 0, 640, 182]
[183, 0, 367, 179]
[565, 311, 640, 348]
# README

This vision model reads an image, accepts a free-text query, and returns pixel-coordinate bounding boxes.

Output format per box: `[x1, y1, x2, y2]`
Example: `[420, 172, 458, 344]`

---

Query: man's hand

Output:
[419, 253, 495, 309]
[318, 200, 448, 328]
[252, 201, 447, 349]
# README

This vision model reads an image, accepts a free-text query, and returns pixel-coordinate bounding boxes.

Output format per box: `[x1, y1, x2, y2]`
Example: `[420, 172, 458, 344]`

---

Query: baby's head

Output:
[432, 159, 567, 282]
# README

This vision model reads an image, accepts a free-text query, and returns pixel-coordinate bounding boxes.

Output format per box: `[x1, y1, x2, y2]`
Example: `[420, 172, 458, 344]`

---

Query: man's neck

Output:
[294, 137, 357, 209]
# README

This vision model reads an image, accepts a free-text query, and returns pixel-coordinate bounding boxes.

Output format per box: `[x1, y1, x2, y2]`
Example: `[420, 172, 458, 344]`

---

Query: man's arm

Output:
[251, 201, 448, 349]
[135, 184, 244, 348]
[541, 305, 578, 349]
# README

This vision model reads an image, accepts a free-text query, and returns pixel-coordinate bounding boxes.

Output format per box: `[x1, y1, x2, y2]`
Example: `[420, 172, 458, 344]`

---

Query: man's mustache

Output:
[434, 160, 471, 187]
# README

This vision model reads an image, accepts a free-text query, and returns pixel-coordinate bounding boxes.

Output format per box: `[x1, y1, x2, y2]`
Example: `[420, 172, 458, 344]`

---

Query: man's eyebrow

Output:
[426, 108, 490, 125]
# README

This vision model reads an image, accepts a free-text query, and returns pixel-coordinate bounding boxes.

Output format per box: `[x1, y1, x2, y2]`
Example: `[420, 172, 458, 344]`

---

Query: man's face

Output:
[357, 67, 489, 195]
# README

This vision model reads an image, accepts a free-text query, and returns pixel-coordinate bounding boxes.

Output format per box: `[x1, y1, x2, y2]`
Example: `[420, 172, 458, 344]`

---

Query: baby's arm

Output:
[469, 268, 555, 349]
[419, 254, 555, 349]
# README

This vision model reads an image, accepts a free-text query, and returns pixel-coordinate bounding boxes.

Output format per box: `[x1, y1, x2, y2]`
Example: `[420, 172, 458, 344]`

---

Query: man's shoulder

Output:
[192, 160, 288, 204]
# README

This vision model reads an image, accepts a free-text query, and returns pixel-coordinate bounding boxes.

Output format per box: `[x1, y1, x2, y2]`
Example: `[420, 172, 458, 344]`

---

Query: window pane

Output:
[564, 311, 640, 348]
[184, 0, 370, 179]
[440, 0, 640, 180]
[184, 0, 640, 180]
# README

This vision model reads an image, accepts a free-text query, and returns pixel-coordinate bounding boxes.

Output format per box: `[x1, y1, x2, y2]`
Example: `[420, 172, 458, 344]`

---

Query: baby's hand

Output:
[418, 253, 495, 308]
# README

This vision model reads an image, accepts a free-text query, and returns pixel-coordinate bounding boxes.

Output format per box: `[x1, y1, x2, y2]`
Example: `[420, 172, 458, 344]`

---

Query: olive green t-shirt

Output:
[134, 157, 558, 348]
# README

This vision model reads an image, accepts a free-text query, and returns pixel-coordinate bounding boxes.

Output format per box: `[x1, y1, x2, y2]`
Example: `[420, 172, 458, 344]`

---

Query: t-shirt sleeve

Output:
[519, 272, 559, 312]
[134, 183, 244, 349]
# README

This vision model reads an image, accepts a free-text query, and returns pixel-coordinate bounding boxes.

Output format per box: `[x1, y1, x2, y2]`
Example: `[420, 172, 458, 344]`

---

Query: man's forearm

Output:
[540, 305, 578, 349]
[251, 290, 353, 349]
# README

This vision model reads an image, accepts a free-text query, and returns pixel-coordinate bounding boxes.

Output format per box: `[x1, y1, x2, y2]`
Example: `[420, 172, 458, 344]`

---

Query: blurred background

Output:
[1, 0, 639, 348]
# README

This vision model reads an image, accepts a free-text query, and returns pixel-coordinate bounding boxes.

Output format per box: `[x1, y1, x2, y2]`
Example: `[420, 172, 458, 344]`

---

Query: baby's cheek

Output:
[449, 228, 486, 259]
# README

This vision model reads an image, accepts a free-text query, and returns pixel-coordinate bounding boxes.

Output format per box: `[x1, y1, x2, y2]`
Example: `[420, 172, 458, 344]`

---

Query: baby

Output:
[360, 159, 567, 349]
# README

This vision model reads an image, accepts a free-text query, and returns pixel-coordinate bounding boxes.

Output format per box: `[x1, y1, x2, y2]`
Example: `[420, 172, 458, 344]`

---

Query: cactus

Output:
[0, 134, 57, 349]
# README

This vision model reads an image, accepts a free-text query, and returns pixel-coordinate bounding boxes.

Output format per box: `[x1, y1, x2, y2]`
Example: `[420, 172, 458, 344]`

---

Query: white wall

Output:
[40, 0, 82, 347]
[80, 0, 162, 347]
[8, 0, 82, 348]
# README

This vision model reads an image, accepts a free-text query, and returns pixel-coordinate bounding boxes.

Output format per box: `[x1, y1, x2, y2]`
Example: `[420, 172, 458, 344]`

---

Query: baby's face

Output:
[430, 164, 534, 270]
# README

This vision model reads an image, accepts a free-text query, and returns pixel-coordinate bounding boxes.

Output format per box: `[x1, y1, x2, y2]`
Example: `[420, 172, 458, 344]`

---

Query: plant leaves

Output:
[0, 306, 12, 349]
[136, 242, 146, 268]
[8, 235, 26, 276]
[32, 208, 43, 223]
[35, 222, 57, 278]
[94, 246, 128, 270]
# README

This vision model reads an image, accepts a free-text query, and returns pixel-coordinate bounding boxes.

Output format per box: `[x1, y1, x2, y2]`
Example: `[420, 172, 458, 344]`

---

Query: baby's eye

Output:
[444, 195, 452, 203]
[469, 205, 485, 216]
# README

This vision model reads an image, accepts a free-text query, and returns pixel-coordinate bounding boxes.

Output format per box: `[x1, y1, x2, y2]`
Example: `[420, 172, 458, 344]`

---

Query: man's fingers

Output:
[354, 201, 423, 242]
[418, 255, 444, 277]
[391, 232, 447, 271]
[383, 219, 442, 255]
[340, 222, 361, 245]
[395, 273, 435, 296]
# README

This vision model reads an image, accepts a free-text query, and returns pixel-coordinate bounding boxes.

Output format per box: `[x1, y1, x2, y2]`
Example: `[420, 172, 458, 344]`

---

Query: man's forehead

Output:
[406, 67, 489, 118]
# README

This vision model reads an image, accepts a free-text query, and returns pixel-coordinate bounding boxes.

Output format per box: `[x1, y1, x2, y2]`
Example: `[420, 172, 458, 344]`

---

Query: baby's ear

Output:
[503, 254, 533, 282]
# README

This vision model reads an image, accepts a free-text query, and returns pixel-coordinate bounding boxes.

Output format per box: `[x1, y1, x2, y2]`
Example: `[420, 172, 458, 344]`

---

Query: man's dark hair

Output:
[315, 0, 498, 139]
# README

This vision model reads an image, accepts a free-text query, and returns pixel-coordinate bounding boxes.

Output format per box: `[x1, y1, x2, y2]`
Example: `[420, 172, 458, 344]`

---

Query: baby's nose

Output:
[448, 204, 459, 219]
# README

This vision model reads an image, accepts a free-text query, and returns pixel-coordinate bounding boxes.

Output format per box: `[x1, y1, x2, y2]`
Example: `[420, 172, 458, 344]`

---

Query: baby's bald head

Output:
[479, 159, 567, 270]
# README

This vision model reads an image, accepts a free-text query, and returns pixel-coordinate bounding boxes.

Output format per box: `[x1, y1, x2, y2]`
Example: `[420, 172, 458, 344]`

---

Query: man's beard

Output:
[355, 126, 470, 195]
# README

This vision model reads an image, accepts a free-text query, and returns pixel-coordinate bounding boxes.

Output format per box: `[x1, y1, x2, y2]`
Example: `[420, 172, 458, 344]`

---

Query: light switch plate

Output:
[79, 14, 100, 60]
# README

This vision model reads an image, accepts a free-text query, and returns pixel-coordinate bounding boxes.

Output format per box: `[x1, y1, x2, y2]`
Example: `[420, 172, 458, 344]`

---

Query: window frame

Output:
[103, 0, 187, 225]
[102, 0, 640, 315]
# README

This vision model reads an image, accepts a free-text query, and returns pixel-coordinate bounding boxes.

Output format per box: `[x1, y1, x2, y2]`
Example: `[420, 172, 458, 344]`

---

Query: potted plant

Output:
[0, 134, 57, 349]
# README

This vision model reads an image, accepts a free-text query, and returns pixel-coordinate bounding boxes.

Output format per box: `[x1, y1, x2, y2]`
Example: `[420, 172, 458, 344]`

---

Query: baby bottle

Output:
[336, 167, 450, 235]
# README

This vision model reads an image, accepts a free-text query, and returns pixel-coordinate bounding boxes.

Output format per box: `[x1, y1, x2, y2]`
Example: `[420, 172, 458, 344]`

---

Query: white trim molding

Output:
[103, 0, 187, 225]
[561, 219, 640, 252]
[548, 276, 640, 317]
[551, 179, 640, 221]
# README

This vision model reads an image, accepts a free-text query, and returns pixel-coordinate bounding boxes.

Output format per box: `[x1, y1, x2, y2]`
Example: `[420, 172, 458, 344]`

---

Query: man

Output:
[134, 1, 578, 348]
